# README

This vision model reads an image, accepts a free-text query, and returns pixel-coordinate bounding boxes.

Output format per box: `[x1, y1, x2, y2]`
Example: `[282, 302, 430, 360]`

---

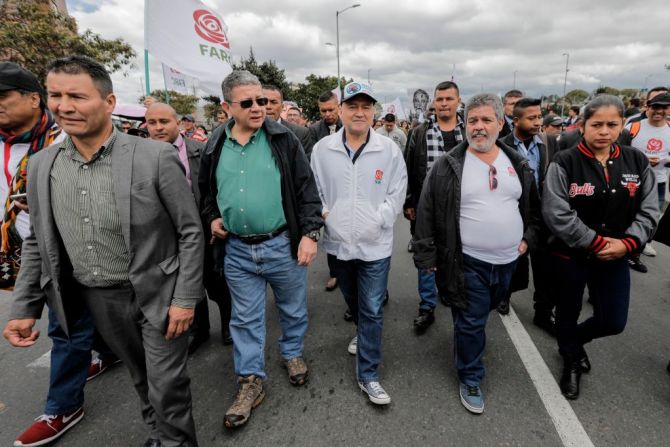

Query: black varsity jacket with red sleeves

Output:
[541, 140, 659, 258]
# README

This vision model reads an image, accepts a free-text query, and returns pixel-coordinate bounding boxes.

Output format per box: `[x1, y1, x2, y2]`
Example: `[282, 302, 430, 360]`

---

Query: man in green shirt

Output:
[199, 70, 323, 429]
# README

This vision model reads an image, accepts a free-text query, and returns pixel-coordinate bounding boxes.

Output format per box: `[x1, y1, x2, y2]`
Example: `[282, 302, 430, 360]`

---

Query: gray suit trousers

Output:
[79, 283, 198, 447]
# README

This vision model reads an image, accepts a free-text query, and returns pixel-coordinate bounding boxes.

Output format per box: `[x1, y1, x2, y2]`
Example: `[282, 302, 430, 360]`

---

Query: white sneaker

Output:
[642, 243, 656, 257]
[347, 336, 357, 355]
[358, 381, 391, 405]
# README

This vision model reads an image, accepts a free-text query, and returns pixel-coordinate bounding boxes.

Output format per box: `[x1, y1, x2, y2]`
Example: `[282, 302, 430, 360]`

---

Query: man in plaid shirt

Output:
[404, 81, 465, 332]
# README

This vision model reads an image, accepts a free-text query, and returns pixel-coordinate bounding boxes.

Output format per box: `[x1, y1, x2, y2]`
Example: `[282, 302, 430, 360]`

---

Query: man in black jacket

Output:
[199, 70, 323, 429]
[262, 84, 312, 153]
[404, 81, 465, 331]
[496, 98, 557, 336]
[413, 93, 540, 414]
[306, 90, 342, 293]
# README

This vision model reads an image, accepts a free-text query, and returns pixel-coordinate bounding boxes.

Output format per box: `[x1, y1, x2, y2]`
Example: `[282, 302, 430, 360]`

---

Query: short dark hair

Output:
[318, 90, 337, 103]
[512, 98, 541, 118]
[262, 84, 283, 101]
[582, 95, 624, 123]
[503, 89, 523, 102]
[647, 86, 669, 100]
[434, 81, 460, 96]
[630, 98, 641, 107]
[47, 55, 113, 97]
[569, 105, 580, 114]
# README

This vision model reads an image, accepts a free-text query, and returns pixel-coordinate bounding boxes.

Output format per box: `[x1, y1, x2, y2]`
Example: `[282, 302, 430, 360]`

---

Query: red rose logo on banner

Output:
[647, 138, 663, 152]
[193, 9, 230, 48]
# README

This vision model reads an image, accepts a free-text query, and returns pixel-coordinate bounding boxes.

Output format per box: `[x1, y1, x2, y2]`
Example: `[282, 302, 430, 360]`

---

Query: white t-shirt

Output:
[460, 150, 523, 265]
[627, 119, 670, 184]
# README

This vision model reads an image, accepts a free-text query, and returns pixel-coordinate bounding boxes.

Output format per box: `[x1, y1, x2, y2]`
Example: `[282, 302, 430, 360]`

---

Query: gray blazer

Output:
[10, 132, 205, 336]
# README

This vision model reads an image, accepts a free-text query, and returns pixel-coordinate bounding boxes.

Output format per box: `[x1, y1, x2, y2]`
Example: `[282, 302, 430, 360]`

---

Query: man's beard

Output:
[466, 130, 498, 153]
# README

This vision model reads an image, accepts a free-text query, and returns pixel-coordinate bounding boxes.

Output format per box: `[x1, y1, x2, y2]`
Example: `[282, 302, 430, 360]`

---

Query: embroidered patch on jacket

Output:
[568, 182, 595, 197]
[375, 169, 384, 184]
[621, 173, 641, 197]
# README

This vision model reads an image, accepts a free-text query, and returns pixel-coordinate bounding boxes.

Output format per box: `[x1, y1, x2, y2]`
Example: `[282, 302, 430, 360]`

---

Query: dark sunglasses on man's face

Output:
[229, 97, 269, 109]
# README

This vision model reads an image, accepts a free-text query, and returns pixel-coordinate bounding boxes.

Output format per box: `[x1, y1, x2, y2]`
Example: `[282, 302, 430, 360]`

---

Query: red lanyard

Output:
[3, 141, 12, 188]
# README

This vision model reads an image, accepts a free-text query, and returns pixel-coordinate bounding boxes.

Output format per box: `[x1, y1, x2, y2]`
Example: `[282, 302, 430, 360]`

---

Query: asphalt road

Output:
[1, 221, 669, 447]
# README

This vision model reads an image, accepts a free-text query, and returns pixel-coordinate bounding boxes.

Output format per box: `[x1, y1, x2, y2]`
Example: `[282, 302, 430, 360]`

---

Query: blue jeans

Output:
[418, 268, 437, 311]
[224, 232, 308, 379]
[451, 254, 517, 386]
[331, 256, 391, 382]
[550, 255, 630, 356]
[45, 307, 116, 414]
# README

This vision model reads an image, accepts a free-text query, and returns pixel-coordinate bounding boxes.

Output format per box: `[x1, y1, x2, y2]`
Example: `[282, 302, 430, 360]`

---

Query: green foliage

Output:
[619, 88, 640, 99]
[594, 86, 621, 96]
[0, 0, 135, 82]
[202, 95, 222, 124]
[232, 47, 291, 100]
[564, 89, 589, 105]
[291, 74, 352, 121]
[140, 90, 199, 116]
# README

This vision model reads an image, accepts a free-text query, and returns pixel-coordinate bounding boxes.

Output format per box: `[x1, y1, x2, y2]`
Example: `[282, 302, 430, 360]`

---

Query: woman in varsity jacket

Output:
[542, 95, 659, 400]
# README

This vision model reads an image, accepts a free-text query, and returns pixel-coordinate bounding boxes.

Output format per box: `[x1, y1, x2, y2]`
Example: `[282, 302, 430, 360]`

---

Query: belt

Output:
[234, 225, 287, 245]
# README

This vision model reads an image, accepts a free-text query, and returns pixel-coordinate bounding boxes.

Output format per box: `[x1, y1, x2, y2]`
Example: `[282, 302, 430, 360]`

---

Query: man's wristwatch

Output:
[306, 230, 320, 242]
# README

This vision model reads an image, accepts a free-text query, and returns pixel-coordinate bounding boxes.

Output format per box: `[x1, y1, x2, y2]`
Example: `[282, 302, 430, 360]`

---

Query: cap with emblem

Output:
[341, 81, 379, 104]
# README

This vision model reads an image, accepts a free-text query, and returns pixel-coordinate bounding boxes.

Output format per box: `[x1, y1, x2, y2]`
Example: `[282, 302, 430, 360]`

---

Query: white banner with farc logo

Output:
[145, 0, 232, 96]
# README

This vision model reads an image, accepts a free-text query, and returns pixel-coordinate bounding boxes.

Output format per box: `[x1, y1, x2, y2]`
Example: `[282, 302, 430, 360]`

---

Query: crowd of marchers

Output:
[1, 57, 669, 447]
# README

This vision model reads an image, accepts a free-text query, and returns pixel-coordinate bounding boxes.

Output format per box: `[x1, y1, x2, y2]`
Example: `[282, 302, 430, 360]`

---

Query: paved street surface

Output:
[1, 221, 669, 446]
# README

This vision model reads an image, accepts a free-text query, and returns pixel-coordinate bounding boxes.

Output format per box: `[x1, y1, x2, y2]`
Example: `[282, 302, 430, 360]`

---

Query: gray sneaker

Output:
[459, 382, 484, 414]
[358, 381, 391, 405]
[347, 335, 357, 355]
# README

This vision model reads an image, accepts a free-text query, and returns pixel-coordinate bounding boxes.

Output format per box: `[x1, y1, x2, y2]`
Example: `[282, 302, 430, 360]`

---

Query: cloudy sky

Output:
[67, 0, 670, 107]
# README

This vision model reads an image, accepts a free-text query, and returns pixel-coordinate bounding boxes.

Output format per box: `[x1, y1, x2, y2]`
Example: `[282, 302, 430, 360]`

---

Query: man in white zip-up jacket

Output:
[310, 81, 407, 406]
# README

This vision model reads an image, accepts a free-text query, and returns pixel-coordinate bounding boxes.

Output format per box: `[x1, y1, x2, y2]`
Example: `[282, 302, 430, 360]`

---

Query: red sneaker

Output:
[87, 356, 121, 382]
[14, 407, 84, 446]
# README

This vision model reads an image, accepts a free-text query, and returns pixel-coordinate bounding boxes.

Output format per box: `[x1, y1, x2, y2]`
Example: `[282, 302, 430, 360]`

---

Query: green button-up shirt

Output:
[50, 128, 130, 287]
[215, 123, 286, 236]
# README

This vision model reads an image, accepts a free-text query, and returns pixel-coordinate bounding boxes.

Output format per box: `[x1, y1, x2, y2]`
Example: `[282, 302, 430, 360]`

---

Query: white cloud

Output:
[68, 0, 670, 106]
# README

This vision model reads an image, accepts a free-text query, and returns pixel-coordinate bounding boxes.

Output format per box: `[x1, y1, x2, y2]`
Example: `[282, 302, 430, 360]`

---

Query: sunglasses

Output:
[488, 165, 498, 191]
[229, 97, 269, 109]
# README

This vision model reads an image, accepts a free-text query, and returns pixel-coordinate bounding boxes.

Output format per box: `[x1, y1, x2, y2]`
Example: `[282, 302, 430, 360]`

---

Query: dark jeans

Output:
[191, 265, 232, 337]
[530, 251, 554, 314]
[327, 253, 337, 278]
[331, 256, 391, 382]
[451, 254, 517, 386]
[45, 307, 115, 414]
[549, 254, 630, 356]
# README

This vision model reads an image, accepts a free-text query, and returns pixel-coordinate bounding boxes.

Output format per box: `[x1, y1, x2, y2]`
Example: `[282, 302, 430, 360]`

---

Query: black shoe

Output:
[188, 331, 210, 355]
[407, 239, 415, 253]
[532, 312, 556, 337]
[383, 290, 389, 306]
[497, 300, 510, 315]
[578, 347, 591, 373]
[440, 295, 451, 307]
[143, 439, 162, 447]
[343, 308, 354, 322]
[222, 328, 233, 346]
[628, 255, 648, 273]
[413, 309, 435, 332]
[560, 356, 582, 400]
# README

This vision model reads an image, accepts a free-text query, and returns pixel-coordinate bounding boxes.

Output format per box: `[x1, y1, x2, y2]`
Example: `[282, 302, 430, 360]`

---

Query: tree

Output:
[620, 88, 640, 99]
[140, 90, 198, 116]
[233, 47, 291, 100]
[202, 95, 222, 125]
[292, 74, 352, 120]
[594, 86, 621, 96]
[0, 0, 135, 82]
[564, 89, 589, 105]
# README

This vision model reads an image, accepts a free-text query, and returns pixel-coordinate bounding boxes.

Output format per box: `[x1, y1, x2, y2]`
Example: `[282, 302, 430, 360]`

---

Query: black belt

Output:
[234, 225, 287, 245]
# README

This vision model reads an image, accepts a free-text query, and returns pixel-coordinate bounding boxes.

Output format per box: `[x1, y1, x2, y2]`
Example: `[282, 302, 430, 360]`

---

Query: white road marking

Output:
[500, 307, 594, 447]
[27, 350, 51, 368]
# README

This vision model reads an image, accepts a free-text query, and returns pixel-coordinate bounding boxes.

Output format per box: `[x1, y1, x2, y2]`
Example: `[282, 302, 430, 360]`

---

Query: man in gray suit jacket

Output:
[146, 102, 233, 353]
[3, 56, 204, 447]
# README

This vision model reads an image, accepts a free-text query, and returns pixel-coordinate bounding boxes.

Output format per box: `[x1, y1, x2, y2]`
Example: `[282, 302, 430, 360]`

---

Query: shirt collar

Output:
[173, 133, 185, 149]
[512, 133, 543, 148]
[61, 125, 117, 162]
[224, 119, 263, 143]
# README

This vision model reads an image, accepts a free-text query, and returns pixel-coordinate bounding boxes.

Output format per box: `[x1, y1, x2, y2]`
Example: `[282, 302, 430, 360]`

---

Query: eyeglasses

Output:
[229, 97, 269, 109]
[488, 165, 498, 191]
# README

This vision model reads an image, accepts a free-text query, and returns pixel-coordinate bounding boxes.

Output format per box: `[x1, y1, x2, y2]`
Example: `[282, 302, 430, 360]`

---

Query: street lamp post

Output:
[513, 70, 518, 89]
[367, 68, 372, 85]
[561, 52, 570, 118]
[336, 4, 360, 97]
